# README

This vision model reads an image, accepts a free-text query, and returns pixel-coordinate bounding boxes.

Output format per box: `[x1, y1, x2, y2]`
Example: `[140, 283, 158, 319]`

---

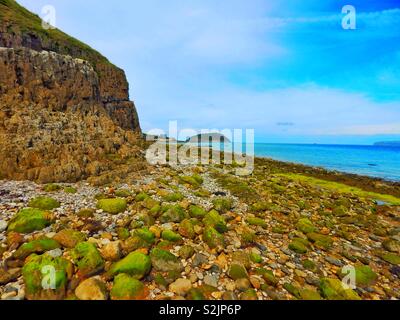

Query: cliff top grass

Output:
[276, 173, 400, 206]
[0, 0, 114, 68]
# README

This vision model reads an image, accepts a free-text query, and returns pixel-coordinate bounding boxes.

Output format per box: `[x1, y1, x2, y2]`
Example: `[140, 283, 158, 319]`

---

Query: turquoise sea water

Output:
[252, 143, 400, 182]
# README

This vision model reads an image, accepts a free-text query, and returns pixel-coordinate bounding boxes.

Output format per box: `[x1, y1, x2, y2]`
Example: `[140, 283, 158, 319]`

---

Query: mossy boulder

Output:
[246, 217, 267, 228]
[179, 245, 195, 259]
[109, 251, 152, 279]
[111, 273, 147, 300]
[117, 227, 130, 240]
[299, 289, 321, 300]
[180, 175, 203, 188]
[44, 184, 62, 192]
[296, 218, 317, 234]
[261, 269, 278, 287]
[28, 197, 60, 210]
[162, 230, 183, 243]
[179, 219, 196, 239]
[122, 229, 155, 253]
[283, 283, 301, 299]
[227, 264, 249, 280]
[135, 192, 149, 202]
[7, 208, 52, 234]
[203, 210, 228, 233]
[382, 239, 400, 254]
[159, 205, 187, 223]
[187, 288, 206, 300]
[307, 233, 334, 250]
[189, 205, 207, 219]
[203, 226, 224, 249]
[150, 248, 183, 273]
[162, 192, 184, 202]
[338, 265, 378, 287]
[64, 186, 78, 194]
[289, 238, 309, 254]
[142, 197, 160, 210]
[240, 289, 258, 300]
[381, 253, 400, 265]
[14, 238, 60, 260]
[114, 189, 132, 198]
[212, 198, 233, 213]
[134, 228, 156, 244]
[53, 229, 86, 248]
[250, 252, 263, 263]
[302, 259, 317, 271]
[70, 242, 104, 277]
[320, 278, 361, 300]
[250, 201, 271, 213]
[333, 205, 348, 217]
[22, 254, 73, 300]
[96, 198, 127, 214]
[76, 208, 95, 218]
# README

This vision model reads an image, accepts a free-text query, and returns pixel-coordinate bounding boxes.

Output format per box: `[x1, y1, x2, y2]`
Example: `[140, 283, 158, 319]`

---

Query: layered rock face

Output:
[0, 0, 145, 183]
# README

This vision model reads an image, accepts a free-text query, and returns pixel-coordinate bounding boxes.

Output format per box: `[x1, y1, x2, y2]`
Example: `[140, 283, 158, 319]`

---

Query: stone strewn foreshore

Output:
[0, 160, 399, 300]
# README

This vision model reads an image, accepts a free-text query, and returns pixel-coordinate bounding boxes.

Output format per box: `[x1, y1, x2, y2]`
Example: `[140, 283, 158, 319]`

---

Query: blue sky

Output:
[18, 0, 400, 144]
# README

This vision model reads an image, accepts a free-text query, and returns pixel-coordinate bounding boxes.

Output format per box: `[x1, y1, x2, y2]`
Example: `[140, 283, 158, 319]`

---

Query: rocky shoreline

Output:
[0, 158, 399, 300]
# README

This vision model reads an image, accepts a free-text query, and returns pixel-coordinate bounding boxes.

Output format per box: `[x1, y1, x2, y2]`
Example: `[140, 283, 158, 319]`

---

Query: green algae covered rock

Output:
[212, 198, 233, 213]
[14, 238, 60, 259]
[70, 242, 104, 276]
[22, 254, 73, 300]
[53, 229, 87, 248]
[246, 217, 267, 228]
[296, 218, 317, 234]
[96, 198, 127, 214]
[189, 205, 207, 219]
[7, 208, 52, 234]
[44, 184, 62, 192]
[289, 238, 309, 254]
[203, 226, 224, 249]
[179, 219, 196, 239]
[114, 189, 132, 198]
[307, 233, 334, 250]
[203, 210, 228, 233]
[28, 196, 60, 210]
[381, 253, 400, 265]
[64, 186, 78, 194]
[338, 265, 378, 287]
[162, 230, 183, 243]
[283, 283, 301, 299]
[299, 289, 321, 300]
[162, 192, 184, 202]
[111, 273, 147, 300]
[150, 248, 183, 273]
[180, 175, 203, 188]
[320, 278, 361, 300]
[109, 251, 151, 279]
[135, 192, 149, 202]
[159, 205, 187, 223]
[228, 264, 249, 280]
[240, 289, 258, 300]
[134, 227, 156, 245]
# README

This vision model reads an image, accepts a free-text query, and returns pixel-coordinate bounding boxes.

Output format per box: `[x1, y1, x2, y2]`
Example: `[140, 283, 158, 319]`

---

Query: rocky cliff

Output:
[0, 0, 145, 183]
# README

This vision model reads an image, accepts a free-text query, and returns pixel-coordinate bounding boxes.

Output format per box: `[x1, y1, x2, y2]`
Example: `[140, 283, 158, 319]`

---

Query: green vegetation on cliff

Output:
[0, 0, 115, 69]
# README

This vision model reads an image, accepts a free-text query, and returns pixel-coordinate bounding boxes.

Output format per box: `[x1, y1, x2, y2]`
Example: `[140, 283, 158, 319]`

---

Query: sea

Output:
[198, 142, 400, 182]
[251, 143, 400, 182]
